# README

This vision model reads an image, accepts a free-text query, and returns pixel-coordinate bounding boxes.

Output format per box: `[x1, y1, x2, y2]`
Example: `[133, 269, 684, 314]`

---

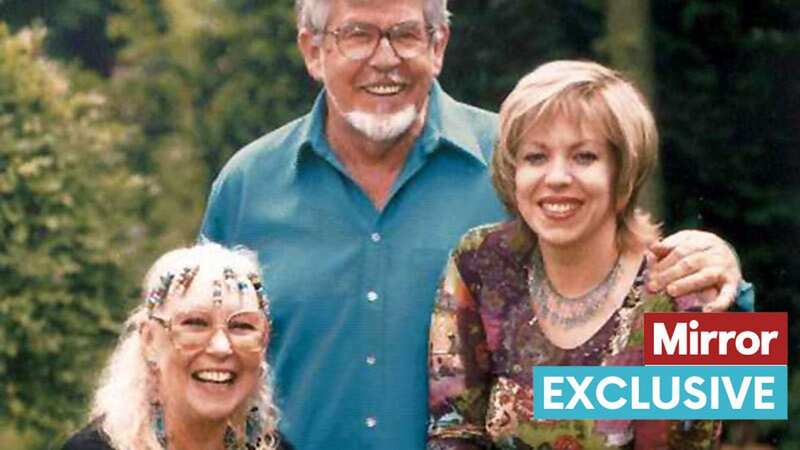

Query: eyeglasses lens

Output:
[170, 310, 266, 352]
[336, 22, 429, 60]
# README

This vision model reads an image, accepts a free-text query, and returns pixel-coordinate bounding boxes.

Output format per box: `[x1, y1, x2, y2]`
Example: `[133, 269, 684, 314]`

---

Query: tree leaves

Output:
[0, 23, 146, 443]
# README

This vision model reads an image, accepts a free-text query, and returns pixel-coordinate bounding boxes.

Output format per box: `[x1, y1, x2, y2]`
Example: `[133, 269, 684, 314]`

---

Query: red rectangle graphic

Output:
[644, 312, 787, 365]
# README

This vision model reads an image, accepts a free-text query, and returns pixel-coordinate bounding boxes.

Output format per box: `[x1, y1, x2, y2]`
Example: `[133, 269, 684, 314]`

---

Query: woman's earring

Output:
[152, 402, 167, 447]
[146, 359, 161, 401]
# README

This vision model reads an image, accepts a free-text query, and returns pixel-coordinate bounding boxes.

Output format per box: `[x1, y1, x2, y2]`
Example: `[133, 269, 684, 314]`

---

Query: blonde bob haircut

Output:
[491, 60, 661, 251]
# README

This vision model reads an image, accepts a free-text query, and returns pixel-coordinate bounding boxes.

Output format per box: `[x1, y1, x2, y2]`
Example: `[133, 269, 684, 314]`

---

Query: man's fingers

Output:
[702, 278, 738, 312]
[650, 230, 721, 271]
[663, 268, 722, 298]
[648, 230, 742, 300]
[644, 250, 657, 271]
[650, 244, 691, 274]
[649, 240, 674, 258]
[649, 251, 705, 291]
[663, 267, 737, 312]
[657, 230, 698, 247]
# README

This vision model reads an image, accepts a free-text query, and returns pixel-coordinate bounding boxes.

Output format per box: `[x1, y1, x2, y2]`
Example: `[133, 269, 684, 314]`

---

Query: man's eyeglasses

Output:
[323, 21, 435, 61]
[151, 308, 268, 353]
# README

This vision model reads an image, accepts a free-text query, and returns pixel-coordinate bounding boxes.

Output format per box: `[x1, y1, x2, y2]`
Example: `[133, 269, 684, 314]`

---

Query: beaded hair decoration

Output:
[174, 265, 199, 295]
[144, 265, 270, 316]
[146, 273, 176, 316]
[247, 272, 269, 312]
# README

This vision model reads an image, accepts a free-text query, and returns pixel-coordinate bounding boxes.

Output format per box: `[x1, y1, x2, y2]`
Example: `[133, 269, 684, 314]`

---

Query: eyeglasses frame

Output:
[149, 308, 269, 353]
[322, 21, 437, 61]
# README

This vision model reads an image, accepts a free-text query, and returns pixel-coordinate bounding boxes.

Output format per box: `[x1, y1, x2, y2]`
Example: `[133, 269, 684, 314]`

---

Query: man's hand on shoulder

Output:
[646, 230, 742, 312]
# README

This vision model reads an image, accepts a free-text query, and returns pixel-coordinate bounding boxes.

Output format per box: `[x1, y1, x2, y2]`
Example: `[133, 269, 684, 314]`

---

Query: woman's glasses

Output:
[151, 308, 268, 353]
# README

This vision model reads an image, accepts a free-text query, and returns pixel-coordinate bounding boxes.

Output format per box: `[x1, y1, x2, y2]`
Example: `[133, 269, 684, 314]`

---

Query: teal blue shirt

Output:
[200, 82, 507, 450]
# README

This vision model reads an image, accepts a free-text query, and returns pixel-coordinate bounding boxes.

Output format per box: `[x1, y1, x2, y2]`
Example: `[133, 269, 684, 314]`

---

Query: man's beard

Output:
[343, 105, 418, 142]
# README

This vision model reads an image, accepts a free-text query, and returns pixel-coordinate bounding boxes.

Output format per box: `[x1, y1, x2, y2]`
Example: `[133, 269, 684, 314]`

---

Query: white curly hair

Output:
[88, 243, 280, 449]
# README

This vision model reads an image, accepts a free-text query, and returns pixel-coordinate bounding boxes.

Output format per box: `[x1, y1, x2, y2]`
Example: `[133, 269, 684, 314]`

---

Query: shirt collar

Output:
[421, 80, 488, 165]
[295, 92, 335, 165]
[295, 80, 489, 166]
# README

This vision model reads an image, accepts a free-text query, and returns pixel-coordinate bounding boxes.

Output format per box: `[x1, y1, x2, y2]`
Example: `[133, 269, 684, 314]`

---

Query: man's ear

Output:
[430, 25, 450, 77]
[298, 28, 325, 82]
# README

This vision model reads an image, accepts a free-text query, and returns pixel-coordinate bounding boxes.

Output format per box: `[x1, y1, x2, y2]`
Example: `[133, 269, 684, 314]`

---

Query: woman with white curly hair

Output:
[63, 243, 291, 450]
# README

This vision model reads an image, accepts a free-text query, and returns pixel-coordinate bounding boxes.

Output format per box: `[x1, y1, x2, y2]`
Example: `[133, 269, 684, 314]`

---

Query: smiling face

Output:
[298, 0, 449, 143]
[145, 268, 266, 423]
[514, 114, 618, 253]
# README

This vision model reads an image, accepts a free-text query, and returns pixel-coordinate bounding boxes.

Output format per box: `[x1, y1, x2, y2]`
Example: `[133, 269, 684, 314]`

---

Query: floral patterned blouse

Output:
[427, 221, 721, 450]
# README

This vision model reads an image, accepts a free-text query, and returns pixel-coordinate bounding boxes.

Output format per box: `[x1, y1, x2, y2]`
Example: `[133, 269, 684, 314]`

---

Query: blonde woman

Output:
[427, 61, 722, 449]
[63, 243, 290, 450]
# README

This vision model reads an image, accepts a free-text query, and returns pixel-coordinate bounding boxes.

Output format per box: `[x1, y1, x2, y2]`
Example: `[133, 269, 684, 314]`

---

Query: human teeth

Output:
[366, 84, 402, 95]
[542, 203, 577, 213]
[194, 371, 234, 383]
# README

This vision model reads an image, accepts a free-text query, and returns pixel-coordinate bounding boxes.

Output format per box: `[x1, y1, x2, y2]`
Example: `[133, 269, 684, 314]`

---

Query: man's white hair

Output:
[294, 0, 451, 33]
[88, 243, 280, 449]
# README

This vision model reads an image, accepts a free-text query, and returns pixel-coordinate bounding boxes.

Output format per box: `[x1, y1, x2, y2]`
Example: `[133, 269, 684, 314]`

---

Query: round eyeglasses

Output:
[323, 21, 435, 61]
[150, 308, 268, 353]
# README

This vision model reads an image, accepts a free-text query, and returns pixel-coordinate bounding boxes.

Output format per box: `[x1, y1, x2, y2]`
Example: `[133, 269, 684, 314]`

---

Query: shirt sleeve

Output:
[198, 178, 226, 244]
[734, 281, 755, 311]
[427, 252, 493, 450]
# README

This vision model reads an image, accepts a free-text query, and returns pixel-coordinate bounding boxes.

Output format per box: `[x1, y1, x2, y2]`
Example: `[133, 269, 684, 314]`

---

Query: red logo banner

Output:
[644, 312, 787, 365]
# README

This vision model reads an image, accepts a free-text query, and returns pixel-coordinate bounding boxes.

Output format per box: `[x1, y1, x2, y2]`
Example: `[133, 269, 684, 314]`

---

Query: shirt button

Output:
[366, 291, 379, 302]
[370, 232, 381, 242]
[366, 355, 376, 365]
[365, 417, 377, 428]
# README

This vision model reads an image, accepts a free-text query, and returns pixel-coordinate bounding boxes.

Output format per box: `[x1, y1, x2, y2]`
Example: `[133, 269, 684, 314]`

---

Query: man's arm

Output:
[647, 230, 753, 312]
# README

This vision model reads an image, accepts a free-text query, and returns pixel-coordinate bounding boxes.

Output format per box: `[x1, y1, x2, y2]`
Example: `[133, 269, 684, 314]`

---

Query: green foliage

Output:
[0, 23, 147, 443]
[0, 0, 119, 74]
[108, 0, 315, 174]
[97, 0, 317, 256]
[186, 0, 315, 175]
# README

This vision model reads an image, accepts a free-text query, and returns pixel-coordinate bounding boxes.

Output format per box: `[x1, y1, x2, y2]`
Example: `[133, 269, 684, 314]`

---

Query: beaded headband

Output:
[145, 266, 269, 316]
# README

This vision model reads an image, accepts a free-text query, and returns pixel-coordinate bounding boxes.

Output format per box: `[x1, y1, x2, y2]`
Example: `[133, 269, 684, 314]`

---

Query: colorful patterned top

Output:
[427, 221, 721, 450]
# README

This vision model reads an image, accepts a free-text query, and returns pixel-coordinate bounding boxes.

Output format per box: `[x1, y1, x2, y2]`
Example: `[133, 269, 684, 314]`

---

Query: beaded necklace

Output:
[153, 404, 273, 450]
[528, 248, 621, 327]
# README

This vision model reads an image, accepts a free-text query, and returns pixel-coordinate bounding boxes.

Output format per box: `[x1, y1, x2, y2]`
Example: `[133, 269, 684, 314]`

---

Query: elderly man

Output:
[199, 1, 750, 449]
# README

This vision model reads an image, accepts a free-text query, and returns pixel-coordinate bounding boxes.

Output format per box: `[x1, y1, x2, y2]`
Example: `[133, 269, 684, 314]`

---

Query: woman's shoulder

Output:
[454, 219, 533, 260]
[61, 422, 113, 450]
[454, 221, 506, 253]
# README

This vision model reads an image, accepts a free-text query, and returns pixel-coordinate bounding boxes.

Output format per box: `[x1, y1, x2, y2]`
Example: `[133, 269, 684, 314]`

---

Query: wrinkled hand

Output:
[647, 230, 741, 312]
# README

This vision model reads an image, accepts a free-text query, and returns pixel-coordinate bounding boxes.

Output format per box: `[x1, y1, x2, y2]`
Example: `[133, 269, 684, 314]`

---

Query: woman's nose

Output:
[206, 328, 233, 356]
[544, 157, 572, 187]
